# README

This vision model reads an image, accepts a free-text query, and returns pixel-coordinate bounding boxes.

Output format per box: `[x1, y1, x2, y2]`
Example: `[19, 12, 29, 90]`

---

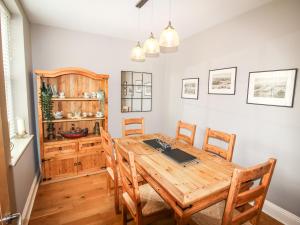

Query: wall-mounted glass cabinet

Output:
[121, 71, 152, 113]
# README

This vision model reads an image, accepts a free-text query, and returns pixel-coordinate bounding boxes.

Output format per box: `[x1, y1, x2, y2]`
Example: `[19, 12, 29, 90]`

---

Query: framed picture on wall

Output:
[208, 67, 237, 95]
[247, 68, 297, 107]
[181, 78, 199, 99]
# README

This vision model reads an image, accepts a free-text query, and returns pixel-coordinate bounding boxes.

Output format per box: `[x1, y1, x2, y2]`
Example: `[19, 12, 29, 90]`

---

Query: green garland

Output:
[40, 83, 54, 122]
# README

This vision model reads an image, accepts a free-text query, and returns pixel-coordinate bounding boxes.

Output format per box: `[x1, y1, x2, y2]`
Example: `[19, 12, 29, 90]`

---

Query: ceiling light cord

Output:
[151, 0, 154, 32]
[138, 9, 141, 40]
[169, 0, 172, 22]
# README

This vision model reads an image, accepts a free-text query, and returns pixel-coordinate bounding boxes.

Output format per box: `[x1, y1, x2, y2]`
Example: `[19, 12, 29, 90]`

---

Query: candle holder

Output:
[15, 131, 28, 139]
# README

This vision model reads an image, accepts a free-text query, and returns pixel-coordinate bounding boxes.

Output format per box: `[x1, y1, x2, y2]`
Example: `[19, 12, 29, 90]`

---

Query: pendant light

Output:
[131, 41, 145, 62]
[159, 0, 179, 49]
[131, 9, 145, 62]
[144, 33, 160, 57]
[144, 0, 160, 57]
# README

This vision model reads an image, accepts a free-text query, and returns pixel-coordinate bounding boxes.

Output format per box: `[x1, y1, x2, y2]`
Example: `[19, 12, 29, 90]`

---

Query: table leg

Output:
[175, 213, 189, 225]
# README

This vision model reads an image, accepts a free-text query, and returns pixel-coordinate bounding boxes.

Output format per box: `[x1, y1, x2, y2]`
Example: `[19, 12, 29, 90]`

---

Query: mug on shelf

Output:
[59, 92, 65, 98]
[95, 111, 103, 118]
[83, 92, 90, 98]
[82, 112, 88, 118]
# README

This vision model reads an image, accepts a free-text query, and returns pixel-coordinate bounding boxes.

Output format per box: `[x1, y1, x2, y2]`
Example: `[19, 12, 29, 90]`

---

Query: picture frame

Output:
[208, 67, 237, 95]
[247, 68, 297, 107]
[181, 78, 199, 99]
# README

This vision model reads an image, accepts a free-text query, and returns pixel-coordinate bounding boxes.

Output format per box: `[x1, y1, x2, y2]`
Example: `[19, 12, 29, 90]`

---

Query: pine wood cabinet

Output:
[35, 68, 109, 183]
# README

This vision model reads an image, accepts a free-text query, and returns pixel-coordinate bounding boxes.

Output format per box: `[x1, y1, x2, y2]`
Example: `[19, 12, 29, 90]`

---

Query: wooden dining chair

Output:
[202, 128, 236, 161]
[176, 120, 196, 146]
[115, 143, 172, 225]
[100, 127, 121, 214]
[122, 117, 144, 137]
[190, 158, 276, 225]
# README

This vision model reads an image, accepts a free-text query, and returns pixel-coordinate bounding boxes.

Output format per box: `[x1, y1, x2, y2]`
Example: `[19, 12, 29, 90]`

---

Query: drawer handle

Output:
[91, 143, 95, 147]
[58, 147, 62, 151]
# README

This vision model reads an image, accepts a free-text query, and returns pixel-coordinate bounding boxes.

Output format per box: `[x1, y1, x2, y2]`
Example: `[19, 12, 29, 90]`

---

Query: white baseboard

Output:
[263, 200, 300, 225]
[22, 173, 40, 225]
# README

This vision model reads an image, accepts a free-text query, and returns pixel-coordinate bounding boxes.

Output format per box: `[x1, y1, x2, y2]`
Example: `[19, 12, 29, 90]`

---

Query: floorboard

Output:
[29, 173, 283, 225]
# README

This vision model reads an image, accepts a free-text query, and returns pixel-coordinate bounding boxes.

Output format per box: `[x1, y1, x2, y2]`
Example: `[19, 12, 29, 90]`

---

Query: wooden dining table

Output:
[114, 133, 239, 225]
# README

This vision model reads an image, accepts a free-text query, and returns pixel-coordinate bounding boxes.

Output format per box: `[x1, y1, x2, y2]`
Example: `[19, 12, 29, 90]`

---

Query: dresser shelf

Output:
[52, 97, 100, 101]
[43, 117, 105, 123]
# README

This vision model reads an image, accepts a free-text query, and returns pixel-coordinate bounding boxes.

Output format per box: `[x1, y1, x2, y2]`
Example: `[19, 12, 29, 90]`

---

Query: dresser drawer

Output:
[44, 142, 77, 157]
[78, 139, 102, 153]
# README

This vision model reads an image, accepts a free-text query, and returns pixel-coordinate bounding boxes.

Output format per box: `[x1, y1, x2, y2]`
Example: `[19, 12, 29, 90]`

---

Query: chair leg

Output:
[114, 184, 120, 214]
[106, 173, 111, 195]
[122, 204, 128, 225]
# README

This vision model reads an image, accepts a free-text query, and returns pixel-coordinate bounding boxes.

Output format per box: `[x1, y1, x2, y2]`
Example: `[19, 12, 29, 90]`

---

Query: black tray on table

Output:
[143, 139, 198, 165]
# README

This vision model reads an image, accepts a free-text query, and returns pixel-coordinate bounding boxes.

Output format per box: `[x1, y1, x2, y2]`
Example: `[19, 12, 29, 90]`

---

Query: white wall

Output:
[163, 0, 300, 216]
[30, 24, 166, 138]
[4, 0, 38, 214]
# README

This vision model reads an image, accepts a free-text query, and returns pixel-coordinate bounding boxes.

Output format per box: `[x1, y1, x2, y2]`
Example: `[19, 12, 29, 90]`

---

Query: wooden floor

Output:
[29, 173, 283, 225]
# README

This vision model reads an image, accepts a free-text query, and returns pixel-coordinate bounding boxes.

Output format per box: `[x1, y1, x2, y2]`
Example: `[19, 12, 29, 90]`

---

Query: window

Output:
[0, 3, 15, 138]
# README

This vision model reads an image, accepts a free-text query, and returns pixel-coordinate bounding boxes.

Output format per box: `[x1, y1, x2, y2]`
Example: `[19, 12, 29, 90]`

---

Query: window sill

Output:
[10, 134, 34, 166]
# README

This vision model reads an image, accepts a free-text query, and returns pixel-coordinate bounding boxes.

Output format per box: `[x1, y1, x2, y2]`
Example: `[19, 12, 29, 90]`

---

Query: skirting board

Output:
[263, 200, 300, 225]
[22, 173, 41, 225]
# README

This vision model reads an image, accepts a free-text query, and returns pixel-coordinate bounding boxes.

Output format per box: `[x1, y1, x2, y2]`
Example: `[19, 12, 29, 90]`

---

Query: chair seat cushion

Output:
[190, 201, 252, 225]
[123, 183, 171, 217]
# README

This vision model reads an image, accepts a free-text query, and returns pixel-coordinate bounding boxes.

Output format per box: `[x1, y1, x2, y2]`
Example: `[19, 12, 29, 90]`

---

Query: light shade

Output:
[159, 21, 180, 48]
[131, 41, 145, 62]
[144, 33, 160, 57]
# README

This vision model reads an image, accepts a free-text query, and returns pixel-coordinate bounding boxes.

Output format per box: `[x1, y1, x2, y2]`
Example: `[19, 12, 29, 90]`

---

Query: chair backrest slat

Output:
[232, 206, 259, 225]
[222, 158, 276, 225]
[176, 120, 196, 146]
[122, 118, 144, 137]
[115, 142, 142, 218]
[235, 185, 265, 208]
[101, 127, 117, 179]
[202, 128, 236, 161]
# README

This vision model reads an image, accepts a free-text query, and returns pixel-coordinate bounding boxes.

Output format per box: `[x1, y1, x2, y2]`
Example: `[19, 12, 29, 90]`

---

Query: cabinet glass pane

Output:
[121, 71, 132, 85]
[132, 99, 142, 112]
[143, 85, 152, 98]
[133, 86, 142, 98]
[121, 99, 132, 112]
[142, 99, 152, 111]
[143, 73, 152, 85]
[132, 72, 143, 85]
[122, 85, 133, 98]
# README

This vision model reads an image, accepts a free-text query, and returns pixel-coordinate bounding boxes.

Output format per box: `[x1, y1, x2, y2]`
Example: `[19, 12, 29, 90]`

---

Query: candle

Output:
[16, 117, 25, 136]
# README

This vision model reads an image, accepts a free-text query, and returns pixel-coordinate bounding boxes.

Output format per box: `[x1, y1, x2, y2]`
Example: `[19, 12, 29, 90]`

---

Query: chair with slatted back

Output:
[202, 128, 236, 161]
[176, 120, 197, 146]
[115, 143, 172, 225]
[190, 158, 276, 225]
[122, 117, 144, 137]
[101, 127, 121, 214]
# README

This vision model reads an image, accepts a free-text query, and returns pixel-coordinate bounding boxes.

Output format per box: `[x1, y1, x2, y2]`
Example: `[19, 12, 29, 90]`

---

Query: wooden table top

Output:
[114, 133, 237, 208]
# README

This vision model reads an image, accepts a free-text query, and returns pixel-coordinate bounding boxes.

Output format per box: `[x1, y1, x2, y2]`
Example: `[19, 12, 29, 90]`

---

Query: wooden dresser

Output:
[35, 68, 109, 183]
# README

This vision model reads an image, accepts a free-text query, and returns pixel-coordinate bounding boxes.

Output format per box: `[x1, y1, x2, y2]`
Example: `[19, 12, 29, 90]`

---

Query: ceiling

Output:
[20, 0, 272, 41]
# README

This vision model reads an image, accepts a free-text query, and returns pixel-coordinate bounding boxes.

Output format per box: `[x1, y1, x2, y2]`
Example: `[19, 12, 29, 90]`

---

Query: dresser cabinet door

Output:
[43, 154, 78, 181]
[77, 152, 104, 175]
